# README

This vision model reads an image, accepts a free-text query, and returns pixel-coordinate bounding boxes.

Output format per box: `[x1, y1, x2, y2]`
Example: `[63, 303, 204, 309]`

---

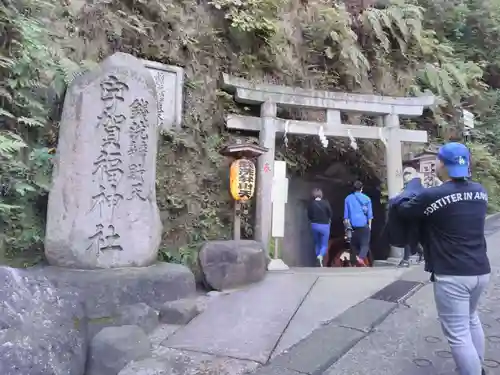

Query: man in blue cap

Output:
[394, 142, 491, 375]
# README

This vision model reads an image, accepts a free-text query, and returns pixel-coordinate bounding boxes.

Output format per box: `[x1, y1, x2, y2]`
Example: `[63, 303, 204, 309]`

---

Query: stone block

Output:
[199, 240, 267, 291]
[45, 52, 162, 269]
[88, 302, 159, 338]
[87, 325, 151, 375]
[0, 267, 87, 375]
[36, 262, 196, 317]
[119, 303, 159, 333]
[159, 298, 201, 325]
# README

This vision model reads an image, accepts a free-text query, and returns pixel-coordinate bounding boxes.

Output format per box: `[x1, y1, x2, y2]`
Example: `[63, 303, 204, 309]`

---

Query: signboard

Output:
[462, 109, 474, 129]
[419, 159, 441, 188]
[271, 161, 288, 238]
[142, 60, 184, 131]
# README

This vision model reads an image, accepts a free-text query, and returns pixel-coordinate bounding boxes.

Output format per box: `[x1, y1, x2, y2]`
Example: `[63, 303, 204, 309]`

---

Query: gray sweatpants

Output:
[433, 274, 490, 375]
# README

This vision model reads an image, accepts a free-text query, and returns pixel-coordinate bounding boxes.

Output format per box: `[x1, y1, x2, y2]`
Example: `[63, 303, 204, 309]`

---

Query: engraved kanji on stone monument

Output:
[45, 52, 162, 269]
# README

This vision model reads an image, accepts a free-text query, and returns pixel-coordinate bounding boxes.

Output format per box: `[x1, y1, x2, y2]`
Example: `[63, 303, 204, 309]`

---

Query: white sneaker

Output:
[317, 255, 324, 267]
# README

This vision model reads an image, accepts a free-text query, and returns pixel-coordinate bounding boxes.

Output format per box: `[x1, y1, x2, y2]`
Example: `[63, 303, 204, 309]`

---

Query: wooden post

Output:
[256, 101, 277, 253]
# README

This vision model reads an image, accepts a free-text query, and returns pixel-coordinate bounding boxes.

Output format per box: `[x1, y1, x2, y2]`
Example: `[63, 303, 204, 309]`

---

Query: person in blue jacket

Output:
[344, 181, 373, 265]
[393, 142, 490, 375]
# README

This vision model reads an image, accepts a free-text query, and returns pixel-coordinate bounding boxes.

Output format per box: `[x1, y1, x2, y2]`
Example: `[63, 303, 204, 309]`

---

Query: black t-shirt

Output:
[396, 180, 490, 276]
[307, 199, 332, 225]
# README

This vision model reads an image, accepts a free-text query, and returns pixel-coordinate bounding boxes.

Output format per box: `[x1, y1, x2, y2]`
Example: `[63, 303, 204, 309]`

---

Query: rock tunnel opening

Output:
[279, 144, 391, 268]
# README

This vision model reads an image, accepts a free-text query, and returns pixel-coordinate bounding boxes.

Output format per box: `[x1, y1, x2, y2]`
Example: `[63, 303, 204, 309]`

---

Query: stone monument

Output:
[45, 52, 162, 269]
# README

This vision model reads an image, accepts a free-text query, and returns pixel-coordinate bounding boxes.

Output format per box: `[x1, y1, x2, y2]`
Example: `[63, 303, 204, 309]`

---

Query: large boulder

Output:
[0, 266, 87, 375]
[87, 325, 151, 375]
[199, 240, 267, 291]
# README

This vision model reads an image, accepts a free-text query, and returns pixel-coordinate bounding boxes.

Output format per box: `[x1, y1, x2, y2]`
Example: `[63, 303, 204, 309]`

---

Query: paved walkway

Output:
[324, 230, 500, 375]
[251, 217, 500, 375]
[163, 267, 408, 365]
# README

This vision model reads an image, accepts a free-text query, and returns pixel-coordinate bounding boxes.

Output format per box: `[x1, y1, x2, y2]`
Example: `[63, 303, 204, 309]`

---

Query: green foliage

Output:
[468, 142, 500, 212]
[209, 0, 283, 37]
[414, 0, 500, 209]
[0, 0, 81, 265]
[4, 0, 500, 268]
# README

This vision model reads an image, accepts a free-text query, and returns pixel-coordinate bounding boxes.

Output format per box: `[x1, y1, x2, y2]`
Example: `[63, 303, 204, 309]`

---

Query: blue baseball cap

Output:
[437, 142, 470, 178]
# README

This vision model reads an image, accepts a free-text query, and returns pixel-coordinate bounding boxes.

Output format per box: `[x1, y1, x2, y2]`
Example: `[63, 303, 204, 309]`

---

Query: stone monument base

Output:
[32, 262, 196, 317]
[1, 263, 197, 375]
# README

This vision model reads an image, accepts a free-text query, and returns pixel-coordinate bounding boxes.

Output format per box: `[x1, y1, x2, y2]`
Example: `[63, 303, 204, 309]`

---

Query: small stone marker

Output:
[142, 59, 184, 132]
[159, 298, 201, 325]
[45, 52, 162, 269]
[271, 161, 288, 238]
[268, 161, 289, 271]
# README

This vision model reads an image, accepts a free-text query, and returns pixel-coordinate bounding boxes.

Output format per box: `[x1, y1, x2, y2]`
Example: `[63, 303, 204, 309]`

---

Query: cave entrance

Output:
[281, 162, 388, 267]
[221, 74, 434, 259]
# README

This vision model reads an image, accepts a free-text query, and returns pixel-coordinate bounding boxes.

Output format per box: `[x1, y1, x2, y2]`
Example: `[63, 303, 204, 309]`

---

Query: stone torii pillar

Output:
[256, 101, 277, 247]
[384, 114, 405, 197]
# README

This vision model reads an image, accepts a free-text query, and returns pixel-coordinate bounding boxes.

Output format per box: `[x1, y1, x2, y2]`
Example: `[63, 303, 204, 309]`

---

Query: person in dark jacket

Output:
[395, 167, 425, 267]
[307, 188, 332, 267]
[400, 243, 424, 267]
[387, 175, 424, 263]
[393, 142, 490, 375]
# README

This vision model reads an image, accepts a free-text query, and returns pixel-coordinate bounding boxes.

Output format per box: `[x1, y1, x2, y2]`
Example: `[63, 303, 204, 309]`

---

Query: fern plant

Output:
[0, 0, 82, 265]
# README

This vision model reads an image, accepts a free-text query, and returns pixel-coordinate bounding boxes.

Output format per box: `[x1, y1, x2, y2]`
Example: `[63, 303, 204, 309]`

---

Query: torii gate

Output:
[222, 74, 435, 252]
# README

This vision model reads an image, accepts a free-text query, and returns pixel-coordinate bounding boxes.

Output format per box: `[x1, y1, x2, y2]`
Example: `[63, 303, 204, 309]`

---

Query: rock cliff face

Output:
[0, 267, 87, 375]
[0, 261, 265, 374]
[0, 263, 197, 375]
[59, 0, 391, 265]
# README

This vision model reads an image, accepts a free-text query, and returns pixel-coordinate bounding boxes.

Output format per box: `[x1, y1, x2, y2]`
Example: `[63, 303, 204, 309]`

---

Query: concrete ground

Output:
[161, 266, 409, 366]
[152, 214, 500, 374]
[250, 215, 500, 375]
[323, 232, 500, 375]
